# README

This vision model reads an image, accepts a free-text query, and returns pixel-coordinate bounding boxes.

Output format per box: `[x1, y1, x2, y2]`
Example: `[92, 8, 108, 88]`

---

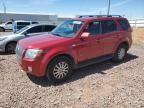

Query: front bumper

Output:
[0, 42, 6, 52]
[19, 58, 45, 77]
[15, 44, 47, 77]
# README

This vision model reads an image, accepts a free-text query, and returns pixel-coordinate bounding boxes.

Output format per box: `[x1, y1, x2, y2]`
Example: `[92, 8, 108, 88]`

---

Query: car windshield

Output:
[51, 20, 84, 38]
[15, 26, 29, 34]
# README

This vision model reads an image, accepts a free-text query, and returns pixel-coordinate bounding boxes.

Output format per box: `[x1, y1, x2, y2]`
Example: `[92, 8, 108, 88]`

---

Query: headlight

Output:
[24, 49, 43, 59]
[0, 37, 7, 41]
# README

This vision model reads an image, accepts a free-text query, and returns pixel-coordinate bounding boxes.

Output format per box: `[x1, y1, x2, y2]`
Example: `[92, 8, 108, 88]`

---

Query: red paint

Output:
[17, 17, 132, 77]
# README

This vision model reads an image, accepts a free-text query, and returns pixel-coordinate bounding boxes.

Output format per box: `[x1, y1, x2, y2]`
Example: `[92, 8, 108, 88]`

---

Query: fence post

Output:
[135, 19, 137, 28]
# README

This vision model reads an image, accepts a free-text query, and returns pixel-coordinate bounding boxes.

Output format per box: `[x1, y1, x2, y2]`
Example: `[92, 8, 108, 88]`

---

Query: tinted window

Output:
[26, 26, 42, 34]
[17, 22, 30, 25]
[85, 21, 101, 36]
[7, 22, 12, 24]
[32, 22, 38, 24]
[44, 25, 56, 32]
[118, 19, 130, 30]
[101, 20, 117, 34]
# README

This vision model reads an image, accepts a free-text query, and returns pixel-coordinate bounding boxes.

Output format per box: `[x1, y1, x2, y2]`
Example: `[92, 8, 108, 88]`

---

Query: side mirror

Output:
[81, 32, 90, 39]
[23, 32, 28, 36]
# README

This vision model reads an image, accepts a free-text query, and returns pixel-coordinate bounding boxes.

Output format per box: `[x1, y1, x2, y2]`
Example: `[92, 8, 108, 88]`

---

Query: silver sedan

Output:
[0, 24, 56, 53]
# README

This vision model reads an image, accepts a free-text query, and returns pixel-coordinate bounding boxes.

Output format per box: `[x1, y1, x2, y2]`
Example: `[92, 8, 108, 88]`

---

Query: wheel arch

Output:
[43, 53, 75, 76]
[48, 54, 75, 66]
[119, 41, 129, 51]
[5, 41, 17, 51]
[0, 27, 5, 31]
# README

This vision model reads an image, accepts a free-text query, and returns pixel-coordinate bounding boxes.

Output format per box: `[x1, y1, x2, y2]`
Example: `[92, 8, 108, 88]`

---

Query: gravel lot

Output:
[0, 30, 144, 108]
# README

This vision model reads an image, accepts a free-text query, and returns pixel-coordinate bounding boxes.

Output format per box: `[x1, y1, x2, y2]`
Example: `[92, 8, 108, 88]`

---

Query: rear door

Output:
[17, 22, 31, 30]
[43, 25, 56, 32]
[100, 20, 119, 55]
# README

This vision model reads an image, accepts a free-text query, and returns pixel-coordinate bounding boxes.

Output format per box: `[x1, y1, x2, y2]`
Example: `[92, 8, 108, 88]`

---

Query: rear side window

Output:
[118, 19, 130, 30]
[17, 22, 31, 30]
[26, 26, 42, 34]
[44, 25, 56, 32]
[17, 22, 30, 25]
[32, 22, 38, 24]
[85, 21, 101, 36]
[101, 20, 117, 34]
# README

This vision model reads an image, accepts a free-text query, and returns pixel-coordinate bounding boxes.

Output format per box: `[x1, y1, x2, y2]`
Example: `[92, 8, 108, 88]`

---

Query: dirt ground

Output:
[0, 28, 144, 108]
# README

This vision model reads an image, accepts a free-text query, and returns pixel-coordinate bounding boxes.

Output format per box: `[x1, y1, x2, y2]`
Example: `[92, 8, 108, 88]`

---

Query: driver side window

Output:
[85, 21, 101, 36]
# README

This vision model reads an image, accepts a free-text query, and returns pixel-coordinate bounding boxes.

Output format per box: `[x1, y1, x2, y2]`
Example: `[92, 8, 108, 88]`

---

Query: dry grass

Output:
[132, 28, 144, 44]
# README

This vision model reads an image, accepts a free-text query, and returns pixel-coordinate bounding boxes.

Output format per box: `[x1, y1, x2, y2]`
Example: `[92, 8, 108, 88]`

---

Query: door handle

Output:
[96, 38, 100, 43]
[112, 36, 118, 38]
[117, 34, 120, 37]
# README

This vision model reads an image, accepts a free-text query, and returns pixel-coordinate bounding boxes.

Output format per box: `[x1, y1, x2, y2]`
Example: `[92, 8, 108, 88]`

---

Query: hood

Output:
[0, 24, 5, 26]
[19, 33, 70, 49]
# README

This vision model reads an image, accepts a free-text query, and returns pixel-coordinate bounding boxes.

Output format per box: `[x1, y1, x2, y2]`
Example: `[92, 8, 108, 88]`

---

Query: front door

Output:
[75, 21, 103, 62]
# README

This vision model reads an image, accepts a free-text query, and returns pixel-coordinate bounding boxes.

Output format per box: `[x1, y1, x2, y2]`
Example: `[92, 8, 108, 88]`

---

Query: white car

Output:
[0, 21, 13, 32]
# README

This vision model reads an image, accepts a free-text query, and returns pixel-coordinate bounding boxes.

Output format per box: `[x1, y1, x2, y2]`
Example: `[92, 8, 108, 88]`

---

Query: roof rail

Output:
[77, 15, 122, 18]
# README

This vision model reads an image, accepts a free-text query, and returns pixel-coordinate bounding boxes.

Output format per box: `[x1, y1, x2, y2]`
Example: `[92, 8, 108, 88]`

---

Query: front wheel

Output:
[6, 42, 17, 54]
[0, 28, 5, 32]
[46, 56, 73, 84]
[112, 44, 128, 62]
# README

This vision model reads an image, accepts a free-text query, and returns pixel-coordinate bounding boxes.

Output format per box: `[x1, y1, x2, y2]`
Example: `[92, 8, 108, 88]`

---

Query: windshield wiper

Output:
[51, 33, 62, 37]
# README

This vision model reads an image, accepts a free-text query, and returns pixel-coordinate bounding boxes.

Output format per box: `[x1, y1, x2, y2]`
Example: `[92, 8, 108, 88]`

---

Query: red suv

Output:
[16, 15, 132, 83]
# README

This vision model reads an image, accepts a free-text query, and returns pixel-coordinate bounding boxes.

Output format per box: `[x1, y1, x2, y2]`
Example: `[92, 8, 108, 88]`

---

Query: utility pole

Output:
[3, 2, 6, 14]
[107, 0, 111, 15]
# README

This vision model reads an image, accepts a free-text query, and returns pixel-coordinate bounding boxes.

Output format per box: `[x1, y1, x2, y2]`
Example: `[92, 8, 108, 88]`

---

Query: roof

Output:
[27, 24, 56, 28]
[74, 15, 126, 22]
[74, 17, 126, 22]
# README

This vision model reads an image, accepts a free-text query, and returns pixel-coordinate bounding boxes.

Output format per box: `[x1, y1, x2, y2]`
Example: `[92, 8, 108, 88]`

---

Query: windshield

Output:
[51, 20, 84, 38]
[15, 26, 29, 34]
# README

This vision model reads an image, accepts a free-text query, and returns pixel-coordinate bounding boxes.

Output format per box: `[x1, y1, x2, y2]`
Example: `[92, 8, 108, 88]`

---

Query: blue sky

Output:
[0, 0, 143, 18]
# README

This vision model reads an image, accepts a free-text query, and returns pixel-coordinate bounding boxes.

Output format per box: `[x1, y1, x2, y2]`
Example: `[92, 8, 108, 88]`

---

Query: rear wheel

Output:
[113, 44, 128, 62]
[6, 42, 17, 54]
[0, 27, 5, 32]
[46, 56, 73, 84]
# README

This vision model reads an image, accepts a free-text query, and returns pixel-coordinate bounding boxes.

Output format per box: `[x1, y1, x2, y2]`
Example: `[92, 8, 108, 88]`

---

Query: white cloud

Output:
[30, 0, 57, 6]
[112, 0, 132, 8]
[58, 14, 75, 18]
[1, 0, 57, 6]
[83, 0, 132, 15]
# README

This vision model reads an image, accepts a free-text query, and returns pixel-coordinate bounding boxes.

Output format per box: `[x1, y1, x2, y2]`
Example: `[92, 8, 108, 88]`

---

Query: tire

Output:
[112, 44, 128, 62]
[6, 42, 17, 54]
[0, 27, 5, 32]
[46, 56, 73, 84]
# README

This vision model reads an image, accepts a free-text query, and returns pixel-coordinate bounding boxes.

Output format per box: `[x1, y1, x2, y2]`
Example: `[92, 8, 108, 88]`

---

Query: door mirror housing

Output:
[81, 32, 90, 39]
[23, 32, 28, 36]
